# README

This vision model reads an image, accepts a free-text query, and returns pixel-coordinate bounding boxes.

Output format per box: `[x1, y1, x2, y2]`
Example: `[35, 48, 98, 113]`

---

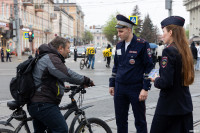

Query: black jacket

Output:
[154, 45, 193, 115]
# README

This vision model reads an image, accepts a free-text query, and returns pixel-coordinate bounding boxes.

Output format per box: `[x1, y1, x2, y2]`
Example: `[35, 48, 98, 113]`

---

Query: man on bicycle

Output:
[27, 36, 94, 133]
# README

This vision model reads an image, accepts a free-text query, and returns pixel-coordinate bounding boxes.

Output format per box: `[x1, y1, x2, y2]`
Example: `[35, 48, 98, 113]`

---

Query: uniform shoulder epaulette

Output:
[136, 38, 146, 43]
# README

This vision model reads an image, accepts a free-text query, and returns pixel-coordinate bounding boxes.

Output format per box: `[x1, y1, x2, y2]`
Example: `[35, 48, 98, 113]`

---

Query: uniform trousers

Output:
[150, 112, 193, 133]
[114, 82, 147, 133]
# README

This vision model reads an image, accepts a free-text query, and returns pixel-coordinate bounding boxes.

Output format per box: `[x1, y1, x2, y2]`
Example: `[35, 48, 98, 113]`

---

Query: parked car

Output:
[77, 47, 86, 58]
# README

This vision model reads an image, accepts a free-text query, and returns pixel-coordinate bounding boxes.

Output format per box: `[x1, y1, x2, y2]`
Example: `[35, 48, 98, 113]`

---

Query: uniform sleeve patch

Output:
[161, 56, 168, 68]
[147, 48, 151, 57]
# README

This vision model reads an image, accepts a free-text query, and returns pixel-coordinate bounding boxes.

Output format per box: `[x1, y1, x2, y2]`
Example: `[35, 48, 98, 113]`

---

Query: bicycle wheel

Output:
[80, 59, 85, 70]
[69, 114, 83, 133]
[0, 128, 14, 133]
[75, 118, 112, 133]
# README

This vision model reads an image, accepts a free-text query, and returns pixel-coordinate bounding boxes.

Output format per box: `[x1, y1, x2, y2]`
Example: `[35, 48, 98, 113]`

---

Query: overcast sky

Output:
[76, 0, 189, 33]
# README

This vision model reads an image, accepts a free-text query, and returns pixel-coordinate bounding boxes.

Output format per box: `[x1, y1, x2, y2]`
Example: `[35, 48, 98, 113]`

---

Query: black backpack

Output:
[10, 54, 45, 105]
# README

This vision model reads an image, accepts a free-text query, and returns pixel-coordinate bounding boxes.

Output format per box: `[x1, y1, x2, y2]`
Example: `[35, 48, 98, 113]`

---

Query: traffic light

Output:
[28, 31, 34, 42]
[32, 31, 34, 39]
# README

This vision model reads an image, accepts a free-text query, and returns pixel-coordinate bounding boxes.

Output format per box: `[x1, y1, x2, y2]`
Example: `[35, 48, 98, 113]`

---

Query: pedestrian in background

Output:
[1, 47, 4, 62]
[87, 44, 96, 69]
[6, 47, 11, 62]
[106, 44, 112, 68]
[156, 41, 165, 64]
[109, 14, 153, 133]
[190, 42, 197, 65]
[195, 42, 200, 71]
[74, 46, 77, 61]
[150, 16, 194, 133]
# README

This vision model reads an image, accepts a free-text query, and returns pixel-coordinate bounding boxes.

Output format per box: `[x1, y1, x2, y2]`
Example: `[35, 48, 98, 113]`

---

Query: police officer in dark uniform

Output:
[150, 16, 194, 133]
[109, 14, 153, 133]
[1, 47, 4, 62]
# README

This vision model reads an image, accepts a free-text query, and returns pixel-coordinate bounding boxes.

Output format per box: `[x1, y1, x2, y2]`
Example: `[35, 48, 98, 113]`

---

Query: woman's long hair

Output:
[165, 25, 194, 86]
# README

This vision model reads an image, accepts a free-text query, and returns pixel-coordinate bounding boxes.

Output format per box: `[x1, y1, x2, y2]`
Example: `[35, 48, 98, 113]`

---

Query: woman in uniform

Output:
[150, 16, 194, 133]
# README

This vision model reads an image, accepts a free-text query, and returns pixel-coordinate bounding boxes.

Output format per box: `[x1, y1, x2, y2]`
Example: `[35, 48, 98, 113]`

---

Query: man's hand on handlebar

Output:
[84, 76, 95, 87]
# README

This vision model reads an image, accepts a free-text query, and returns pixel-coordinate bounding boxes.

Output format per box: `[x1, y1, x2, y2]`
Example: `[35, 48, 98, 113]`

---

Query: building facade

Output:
[88, 25, 111, 48]
[55, 0, 84, 46]
[184, 0, 200, 41]
[53, 6, 74, 45]
[0, 0, 14, 55]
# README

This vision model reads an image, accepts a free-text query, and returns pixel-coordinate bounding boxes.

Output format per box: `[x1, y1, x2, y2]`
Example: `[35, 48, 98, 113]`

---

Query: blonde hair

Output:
[165, 25, 194, 86]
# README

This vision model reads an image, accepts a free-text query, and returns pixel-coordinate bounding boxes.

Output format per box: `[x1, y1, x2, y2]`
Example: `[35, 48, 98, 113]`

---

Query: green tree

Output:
[103, 14, 118, 45]
[131, 5, 143, 36]
[185, 24, 189, 39]
[140, 14, 155, 43]
[82, 30, 93, 44]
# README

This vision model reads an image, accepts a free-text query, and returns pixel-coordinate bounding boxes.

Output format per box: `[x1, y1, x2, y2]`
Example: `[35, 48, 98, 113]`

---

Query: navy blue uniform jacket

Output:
[109, 35, 153, 91]
[154, 45, 193, 115]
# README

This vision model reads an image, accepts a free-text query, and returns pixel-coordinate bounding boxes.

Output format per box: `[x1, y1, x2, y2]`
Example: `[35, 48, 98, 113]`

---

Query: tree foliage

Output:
[140, 14, 156, 43]
[103, 14, 118, 45]
[131, 5, 143, 36]
[82, 30, 93, 44]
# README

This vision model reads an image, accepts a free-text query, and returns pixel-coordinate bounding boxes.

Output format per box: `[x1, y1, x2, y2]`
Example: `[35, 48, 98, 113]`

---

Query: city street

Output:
[0, 49, 200, 132]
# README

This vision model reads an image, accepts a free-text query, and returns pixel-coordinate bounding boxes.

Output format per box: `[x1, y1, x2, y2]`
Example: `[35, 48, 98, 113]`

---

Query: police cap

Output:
[161, 16, 185, 28]
[115, 14, 136, 28]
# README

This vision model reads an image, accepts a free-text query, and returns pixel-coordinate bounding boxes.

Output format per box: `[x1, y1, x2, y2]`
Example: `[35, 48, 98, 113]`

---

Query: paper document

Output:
[148, 69, 159, 79]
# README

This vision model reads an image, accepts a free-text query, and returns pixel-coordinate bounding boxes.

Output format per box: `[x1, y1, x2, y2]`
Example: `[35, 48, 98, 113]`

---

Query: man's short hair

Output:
[196, 42, 199, 45]
[50, 36, 70, 49]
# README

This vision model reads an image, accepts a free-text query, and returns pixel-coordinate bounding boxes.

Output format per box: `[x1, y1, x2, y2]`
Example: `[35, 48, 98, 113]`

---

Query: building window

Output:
[6, 4, 8, 19]
[10, 5, 13, 17]
[97, 36, 99, 40]
[2, 2, 4, 18]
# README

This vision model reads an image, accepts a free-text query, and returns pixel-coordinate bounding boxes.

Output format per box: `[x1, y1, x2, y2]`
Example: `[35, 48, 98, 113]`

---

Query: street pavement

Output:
[0, 53, 200, 133]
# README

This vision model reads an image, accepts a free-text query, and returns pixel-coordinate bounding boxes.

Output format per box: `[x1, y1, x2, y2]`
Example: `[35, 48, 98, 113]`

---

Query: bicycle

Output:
[80, 54, 89, 70]
[0, 86, 112, 133]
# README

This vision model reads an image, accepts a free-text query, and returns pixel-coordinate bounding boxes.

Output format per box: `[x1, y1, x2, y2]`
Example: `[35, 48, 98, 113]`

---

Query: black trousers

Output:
[150, 112, 193, 133]
[106, 57, 111, 67]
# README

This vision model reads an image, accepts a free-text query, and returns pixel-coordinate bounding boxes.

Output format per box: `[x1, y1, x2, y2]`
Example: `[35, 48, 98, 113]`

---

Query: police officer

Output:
[6, 47, 11, 62]
[150, 16, 194, 133]
[109, 14, 153, 133]
[1, 47, 4, 62]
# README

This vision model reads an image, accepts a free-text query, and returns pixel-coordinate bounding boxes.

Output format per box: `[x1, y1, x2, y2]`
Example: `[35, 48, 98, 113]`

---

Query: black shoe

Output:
[87, 65, 90, 69]
[92, 67, 95, 69]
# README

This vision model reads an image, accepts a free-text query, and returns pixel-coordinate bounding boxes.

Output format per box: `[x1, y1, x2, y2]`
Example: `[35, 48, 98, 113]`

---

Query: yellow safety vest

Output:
[86, 47, 95, 55]
[6, 49, 11, 52]
[103, 48, 112, 57]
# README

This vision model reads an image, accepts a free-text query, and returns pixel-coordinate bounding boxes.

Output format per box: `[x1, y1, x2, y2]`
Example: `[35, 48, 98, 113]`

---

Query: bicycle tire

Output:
[69, 114, 83, 133]
[0, 128, 14, 133]
[80, 59, 85, 70]
[75, 117, 112, 133]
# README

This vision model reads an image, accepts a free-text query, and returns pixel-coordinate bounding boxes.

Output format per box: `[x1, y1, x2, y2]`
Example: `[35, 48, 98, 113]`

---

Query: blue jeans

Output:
[88, 55, 95, 68]
[27, 102, 68, 133]
[195, 57, 200, 70]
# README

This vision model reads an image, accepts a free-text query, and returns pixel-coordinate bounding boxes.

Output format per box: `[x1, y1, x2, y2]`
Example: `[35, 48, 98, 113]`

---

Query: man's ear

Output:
[58, 45, 63, 52]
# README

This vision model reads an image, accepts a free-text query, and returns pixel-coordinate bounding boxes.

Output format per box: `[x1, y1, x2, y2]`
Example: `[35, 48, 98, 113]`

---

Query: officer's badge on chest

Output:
[129, 55, 135, 65]
[161, 56, 168, 68]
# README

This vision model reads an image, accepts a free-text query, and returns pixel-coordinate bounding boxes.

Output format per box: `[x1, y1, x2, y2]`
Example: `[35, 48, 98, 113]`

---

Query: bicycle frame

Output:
[0, 86, 94, 133]
[0, 107, 33, 133]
